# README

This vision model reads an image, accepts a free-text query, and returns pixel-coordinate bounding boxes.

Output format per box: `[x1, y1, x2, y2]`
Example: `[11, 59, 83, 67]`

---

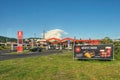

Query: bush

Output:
[0, 46, 4, 50]
[113, 41, 120, 60]
[0, 45, 10, 50]
[100, 37, 120, 60]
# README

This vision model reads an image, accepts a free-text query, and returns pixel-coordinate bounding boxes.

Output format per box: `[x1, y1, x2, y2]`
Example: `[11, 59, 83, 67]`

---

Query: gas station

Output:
[16, 31, 100, 52]
[37, 37, 100, 50]
[9, 31, 113, 60]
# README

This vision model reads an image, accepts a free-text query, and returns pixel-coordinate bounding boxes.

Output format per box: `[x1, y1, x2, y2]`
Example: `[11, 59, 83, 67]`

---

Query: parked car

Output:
[30, 47, 42, 52]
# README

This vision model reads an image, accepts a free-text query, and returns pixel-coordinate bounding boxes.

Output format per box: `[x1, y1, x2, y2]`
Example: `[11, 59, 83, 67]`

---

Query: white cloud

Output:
[43, 29, 68, 39]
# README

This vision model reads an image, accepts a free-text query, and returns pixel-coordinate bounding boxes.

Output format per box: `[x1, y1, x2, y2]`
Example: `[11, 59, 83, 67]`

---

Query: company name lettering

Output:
[81, 46, 97, 49]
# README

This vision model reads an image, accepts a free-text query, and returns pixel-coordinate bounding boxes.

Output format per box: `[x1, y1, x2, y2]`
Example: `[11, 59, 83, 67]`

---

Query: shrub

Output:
[113, 41, 120, 60]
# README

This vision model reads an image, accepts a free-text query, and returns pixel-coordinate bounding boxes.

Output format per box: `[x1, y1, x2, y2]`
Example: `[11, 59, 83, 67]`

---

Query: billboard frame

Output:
[73, 44, 114, 60]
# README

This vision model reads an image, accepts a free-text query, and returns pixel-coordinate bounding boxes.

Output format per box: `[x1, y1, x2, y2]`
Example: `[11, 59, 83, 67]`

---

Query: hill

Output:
[0, 36, 42, 43]
[0, 36, 17, 42]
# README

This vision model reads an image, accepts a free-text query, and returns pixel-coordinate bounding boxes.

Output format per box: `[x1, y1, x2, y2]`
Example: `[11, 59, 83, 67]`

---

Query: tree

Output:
[100, 37, 113, 44]
[0, 36, 17, 42]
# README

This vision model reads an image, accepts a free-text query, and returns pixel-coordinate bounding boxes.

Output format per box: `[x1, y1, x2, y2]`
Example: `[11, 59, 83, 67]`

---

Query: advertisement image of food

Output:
[84, 51, 95, 58]
[84, 52, 91, 58]
[100, 47, 112, 58]
[89, 51, 95, 57]
[105, 47, 111, 57]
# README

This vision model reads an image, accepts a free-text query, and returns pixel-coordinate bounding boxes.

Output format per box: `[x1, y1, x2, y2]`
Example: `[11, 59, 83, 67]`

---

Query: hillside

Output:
[0, 36, 17, 42]
[0, 36, 42, 43]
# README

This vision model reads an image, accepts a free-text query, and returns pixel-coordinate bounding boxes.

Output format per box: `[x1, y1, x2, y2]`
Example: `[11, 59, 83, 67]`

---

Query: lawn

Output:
[0, 51, 120, 80]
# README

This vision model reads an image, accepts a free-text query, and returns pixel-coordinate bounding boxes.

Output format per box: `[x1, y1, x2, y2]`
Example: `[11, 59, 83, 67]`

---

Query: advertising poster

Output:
[74, 44, 114, 60]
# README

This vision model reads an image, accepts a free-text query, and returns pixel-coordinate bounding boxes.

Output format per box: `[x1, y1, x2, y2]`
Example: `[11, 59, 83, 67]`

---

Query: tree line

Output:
[0, 36, 17, 43]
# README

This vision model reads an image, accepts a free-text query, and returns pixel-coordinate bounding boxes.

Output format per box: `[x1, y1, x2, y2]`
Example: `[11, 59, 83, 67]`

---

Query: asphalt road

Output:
[0, 50, 62, 61]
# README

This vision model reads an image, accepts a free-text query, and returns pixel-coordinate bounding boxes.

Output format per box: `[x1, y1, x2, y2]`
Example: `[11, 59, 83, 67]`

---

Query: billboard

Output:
[74, 44, 114, 60]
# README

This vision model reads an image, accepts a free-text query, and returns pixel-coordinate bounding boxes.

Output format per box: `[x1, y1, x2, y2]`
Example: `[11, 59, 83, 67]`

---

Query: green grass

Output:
[0, 51, 120, 80]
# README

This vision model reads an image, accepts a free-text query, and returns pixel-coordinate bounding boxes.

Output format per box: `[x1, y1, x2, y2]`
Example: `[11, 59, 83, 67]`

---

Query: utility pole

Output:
[43, 30, 45, 39]
[34, 33, 36, 47]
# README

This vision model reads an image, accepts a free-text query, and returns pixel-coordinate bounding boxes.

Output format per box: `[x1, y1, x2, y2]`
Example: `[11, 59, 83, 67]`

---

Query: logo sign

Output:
[17, 31, 23, 39]
[74, 46, 81, 53]
[17, 45, 23, 53]
[74, 44, 114, 60]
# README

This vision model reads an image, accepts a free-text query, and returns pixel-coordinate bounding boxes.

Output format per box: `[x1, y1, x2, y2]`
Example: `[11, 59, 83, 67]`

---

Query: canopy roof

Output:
[42, 37, 100, 44]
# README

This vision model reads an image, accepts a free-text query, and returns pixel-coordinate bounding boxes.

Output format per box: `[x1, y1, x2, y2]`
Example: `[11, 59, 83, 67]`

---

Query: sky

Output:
[0, 0, 120, 39]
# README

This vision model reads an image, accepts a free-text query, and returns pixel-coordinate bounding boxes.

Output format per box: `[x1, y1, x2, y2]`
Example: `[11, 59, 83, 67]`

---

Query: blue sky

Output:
[0, 0, 120, 39]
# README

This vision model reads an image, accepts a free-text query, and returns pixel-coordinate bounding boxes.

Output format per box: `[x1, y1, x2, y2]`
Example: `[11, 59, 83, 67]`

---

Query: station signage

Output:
[74, 44, 114, 60]
[17, 31, 23, 39]
[17, 31, 23, 52]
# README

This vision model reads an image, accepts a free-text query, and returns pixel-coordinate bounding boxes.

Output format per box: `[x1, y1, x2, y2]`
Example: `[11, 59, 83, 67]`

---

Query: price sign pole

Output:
[17, 31, 23, 53]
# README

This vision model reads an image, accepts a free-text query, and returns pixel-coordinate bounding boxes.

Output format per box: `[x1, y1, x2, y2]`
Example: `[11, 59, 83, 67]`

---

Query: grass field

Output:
[0, 51, 120, 80]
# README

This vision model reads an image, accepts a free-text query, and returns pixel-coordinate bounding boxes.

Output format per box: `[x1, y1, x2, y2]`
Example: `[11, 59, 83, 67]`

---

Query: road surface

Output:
[0, 50, 62, 61]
